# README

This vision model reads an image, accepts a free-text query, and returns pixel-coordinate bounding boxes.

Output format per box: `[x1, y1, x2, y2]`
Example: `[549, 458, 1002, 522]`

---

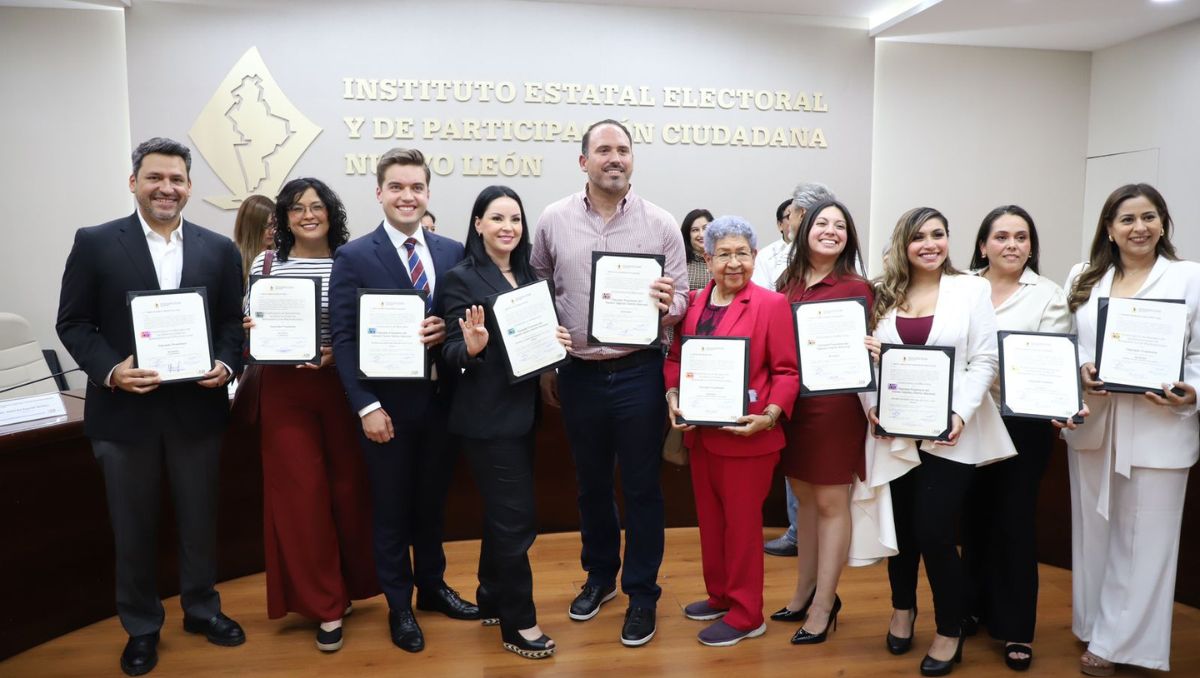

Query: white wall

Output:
[869, 41, 1091, 284]
[1087, 18, 1200, 259]
[0, 7, 131, 388]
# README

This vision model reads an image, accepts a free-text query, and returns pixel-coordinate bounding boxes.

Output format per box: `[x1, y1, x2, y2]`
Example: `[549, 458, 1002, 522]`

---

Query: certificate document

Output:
[1096, 297, 1187, 394]
[128, 288, 214, 383]
[247, 276, 320, 365]
[677, 336, 749, 426]
[587, 252, 664, 347]
[876, 344, 954, 440]
[487, 279, 570, 383]
[357, 289, 428, 380]
[794, 297, 875, 396]
[999, 331, 1084, 421]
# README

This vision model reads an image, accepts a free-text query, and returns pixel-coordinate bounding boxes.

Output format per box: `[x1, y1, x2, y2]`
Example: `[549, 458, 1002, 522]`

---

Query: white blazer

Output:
[1063, 256, 1200, 516]
[849, 273, 1016, 564]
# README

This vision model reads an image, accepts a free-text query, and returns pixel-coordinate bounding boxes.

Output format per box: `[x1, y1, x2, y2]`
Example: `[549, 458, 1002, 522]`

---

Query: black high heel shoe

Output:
[886, 606, 917, 655]
[1005, 643, 1033, 672]
[501, 628, 556, 660]
[919, 634, 964, 677]
[770, 587, 816, 622]
[790, 595, 841, 645]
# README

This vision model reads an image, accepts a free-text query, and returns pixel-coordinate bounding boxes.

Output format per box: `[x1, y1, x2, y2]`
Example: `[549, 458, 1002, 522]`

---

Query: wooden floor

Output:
[5, 528, 1200, 677]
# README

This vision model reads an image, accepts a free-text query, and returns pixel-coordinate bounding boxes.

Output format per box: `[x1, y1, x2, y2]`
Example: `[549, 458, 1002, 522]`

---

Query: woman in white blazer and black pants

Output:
[854, 207, 1015, 677]
[1065, 184, 1200, 676]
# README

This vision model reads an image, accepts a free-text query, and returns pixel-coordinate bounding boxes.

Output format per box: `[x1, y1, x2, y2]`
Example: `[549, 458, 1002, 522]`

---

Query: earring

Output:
[1108, 235, 1114, 242]
[1161, 229, 1166, 236]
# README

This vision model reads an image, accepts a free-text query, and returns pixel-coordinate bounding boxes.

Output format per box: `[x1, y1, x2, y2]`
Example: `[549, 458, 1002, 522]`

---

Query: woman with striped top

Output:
[244, 178, 378, 652]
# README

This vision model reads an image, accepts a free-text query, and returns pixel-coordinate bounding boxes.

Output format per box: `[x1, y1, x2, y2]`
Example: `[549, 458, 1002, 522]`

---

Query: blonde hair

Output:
[870, 207, 959, 328]
[232, 194, 275, 287]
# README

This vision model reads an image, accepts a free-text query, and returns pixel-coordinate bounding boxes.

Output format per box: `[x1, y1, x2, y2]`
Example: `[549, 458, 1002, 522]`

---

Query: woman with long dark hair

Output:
[1065, 184, 1200, 676]
[440, 185, 572, 659]
[244, 177, 378, 652]
[769, 200, 873, 647]
[680, 208, 714, 290]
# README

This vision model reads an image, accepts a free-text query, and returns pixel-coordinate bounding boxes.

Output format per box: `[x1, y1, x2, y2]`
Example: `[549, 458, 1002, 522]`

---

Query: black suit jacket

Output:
[440, 257, 540, 440]
[329, 223, 464, 423]
[56, 213, 245, 443]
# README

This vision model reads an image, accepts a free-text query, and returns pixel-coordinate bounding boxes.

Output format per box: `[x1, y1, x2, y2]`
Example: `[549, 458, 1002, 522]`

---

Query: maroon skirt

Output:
[779, 393, 867, 485]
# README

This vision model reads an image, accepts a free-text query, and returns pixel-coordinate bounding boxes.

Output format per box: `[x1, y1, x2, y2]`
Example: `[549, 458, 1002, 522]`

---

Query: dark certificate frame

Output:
[793, 296, 876, 397]
[875, 343, 954, 441]
[485, 279, 572, 384]
[126, 287, 214, 384]
[246, 275, 321, 366]
[586, 251, 665, 348]
[677, 335, 750, 427]
[356, 288, 430, 381]
[998, 330, 1085, 423]
[1095, 296, 1186, 396]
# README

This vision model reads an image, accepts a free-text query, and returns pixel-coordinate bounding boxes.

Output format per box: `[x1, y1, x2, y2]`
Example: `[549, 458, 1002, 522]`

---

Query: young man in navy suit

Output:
[328, 148, 477, 653]
[56, 137, 246, 676]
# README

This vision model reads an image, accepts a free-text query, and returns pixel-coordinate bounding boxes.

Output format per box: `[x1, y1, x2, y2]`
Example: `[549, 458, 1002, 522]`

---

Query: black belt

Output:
[572, 349, 660, 373]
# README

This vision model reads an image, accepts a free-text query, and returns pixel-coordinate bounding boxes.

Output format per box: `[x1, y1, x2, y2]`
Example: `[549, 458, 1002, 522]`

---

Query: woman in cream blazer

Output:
[853, 207, 1014, 677]
[1065, 184, 1200, 676]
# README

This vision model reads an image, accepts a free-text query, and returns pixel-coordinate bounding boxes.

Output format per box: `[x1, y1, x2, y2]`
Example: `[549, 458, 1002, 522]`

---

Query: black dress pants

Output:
[462, 434, 538, 635]
[963, 418, 1054, 643]
[888, 449, 975, 637]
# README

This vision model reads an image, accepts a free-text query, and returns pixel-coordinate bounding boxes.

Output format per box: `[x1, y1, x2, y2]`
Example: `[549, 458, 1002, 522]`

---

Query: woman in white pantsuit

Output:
[1065, 183, 1200, 676]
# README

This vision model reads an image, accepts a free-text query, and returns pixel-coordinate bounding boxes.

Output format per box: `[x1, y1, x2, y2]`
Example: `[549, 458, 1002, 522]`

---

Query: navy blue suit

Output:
[329, 223, 464, 611]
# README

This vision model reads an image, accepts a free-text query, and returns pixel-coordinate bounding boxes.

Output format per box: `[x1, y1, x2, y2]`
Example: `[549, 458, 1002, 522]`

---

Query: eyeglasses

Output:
[288, 203, 327, 216]
[712, 251, 754, 263]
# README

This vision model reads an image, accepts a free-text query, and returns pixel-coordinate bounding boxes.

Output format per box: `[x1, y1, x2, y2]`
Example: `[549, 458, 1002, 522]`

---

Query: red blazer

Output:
[665, 280, 799, 457]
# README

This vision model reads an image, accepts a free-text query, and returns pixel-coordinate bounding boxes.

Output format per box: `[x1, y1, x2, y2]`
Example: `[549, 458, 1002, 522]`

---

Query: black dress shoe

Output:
[920, 635, 965, 677]
[887, 606, 918, 655]
[183, 612, 245, 647]
[120, 632, 159, 676]
[388, 609, 425, 653]
[770, 587, 816, 622]
[501, 628, 556, 659]
[568, 582, 617, 621]
[620, 607, 656, 647]
[416, 585, 481, 620]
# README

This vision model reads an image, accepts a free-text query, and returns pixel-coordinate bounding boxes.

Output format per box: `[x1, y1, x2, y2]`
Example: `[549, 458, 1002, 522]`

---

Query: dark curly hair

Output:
[272, 177, 351, 261]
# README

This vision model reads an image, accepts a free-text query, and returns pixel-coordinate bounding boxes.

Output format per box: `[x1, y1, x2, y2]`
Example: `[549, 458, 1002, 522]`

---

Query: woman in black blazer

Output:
[441, 185, 571, 660]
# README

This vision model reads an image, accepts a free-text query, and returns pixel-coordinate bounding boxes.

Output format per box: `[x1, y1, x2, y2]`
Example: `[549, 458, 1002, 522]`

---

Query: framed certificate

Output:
[247, 275, 321, 365]
[357, 289, 428, 380]
[127, 287, 214, 384]
[677, 336, 750, 426]
[998, 331, 1084, 422]
[875, 344, 954, 441]
[1096, 297, 1187, 395]
[485, 279, 571, 383]
[793, 296, 875, 396]
[586, 251, 665, 348]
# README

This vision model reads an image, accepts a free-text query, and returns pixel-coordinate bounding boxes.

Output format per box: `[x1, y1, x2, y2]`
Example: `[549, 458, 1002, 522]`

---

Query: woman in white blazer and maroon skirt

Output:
[853, 207, 1015, 677]
[1065, 184, 1200, 676]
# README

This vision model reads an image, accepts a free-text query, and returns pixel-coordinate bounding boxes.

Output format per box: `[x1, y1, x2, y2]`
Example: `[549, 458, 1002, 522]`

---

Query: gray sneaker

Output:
[764, 536, 798, 557]
[684, 600, 728, 621]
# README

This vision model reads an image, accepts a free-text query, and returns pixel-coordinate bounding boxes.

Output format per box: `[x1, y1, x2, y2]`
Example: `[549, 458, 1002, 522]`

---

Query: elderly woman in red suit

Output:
[664, 215, 799, 647]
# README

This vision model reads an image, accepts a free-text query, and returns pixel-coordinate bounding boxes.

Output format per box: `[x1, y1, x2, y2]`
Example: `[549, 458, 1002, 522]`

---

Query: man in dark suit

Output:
[328, 147, 477, 653]
[56, 137, 246, 676]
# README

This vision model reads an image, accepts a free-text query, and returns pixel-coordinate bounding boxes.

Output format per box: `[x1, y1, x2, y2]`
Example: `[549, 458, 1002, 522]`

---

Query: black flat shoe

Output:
[1005, 643, 1033, 672]
[182, 612, 245, 647]
[502, 628, 556, 659]
[770, 587, 816, 622]
[920, 635, 964, 677]
[388, 609, 425, 653]
[476, 588, 500, 627]
[790, 595, 841, 645]
[120, 632, 159, 676]
[886, 606, 917, 655]
[416, 585, 480, 620]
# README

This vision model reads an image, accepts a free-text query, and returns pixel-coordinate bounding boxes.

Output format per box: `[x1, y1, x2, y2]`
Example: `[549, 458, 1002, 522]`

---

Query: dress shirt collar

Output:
[383, 220, 427, 251]
[137, 209, 184, 244]
[582, 184, 631, 216]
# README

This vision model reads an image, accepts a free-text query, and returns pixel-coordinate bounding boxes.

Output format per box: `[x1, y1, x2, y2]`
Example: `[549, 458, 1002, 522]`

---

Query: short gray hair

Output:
[792, 182, 835, 212]
[132, 137, 192, 177]
[703, 215, 757, 255]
